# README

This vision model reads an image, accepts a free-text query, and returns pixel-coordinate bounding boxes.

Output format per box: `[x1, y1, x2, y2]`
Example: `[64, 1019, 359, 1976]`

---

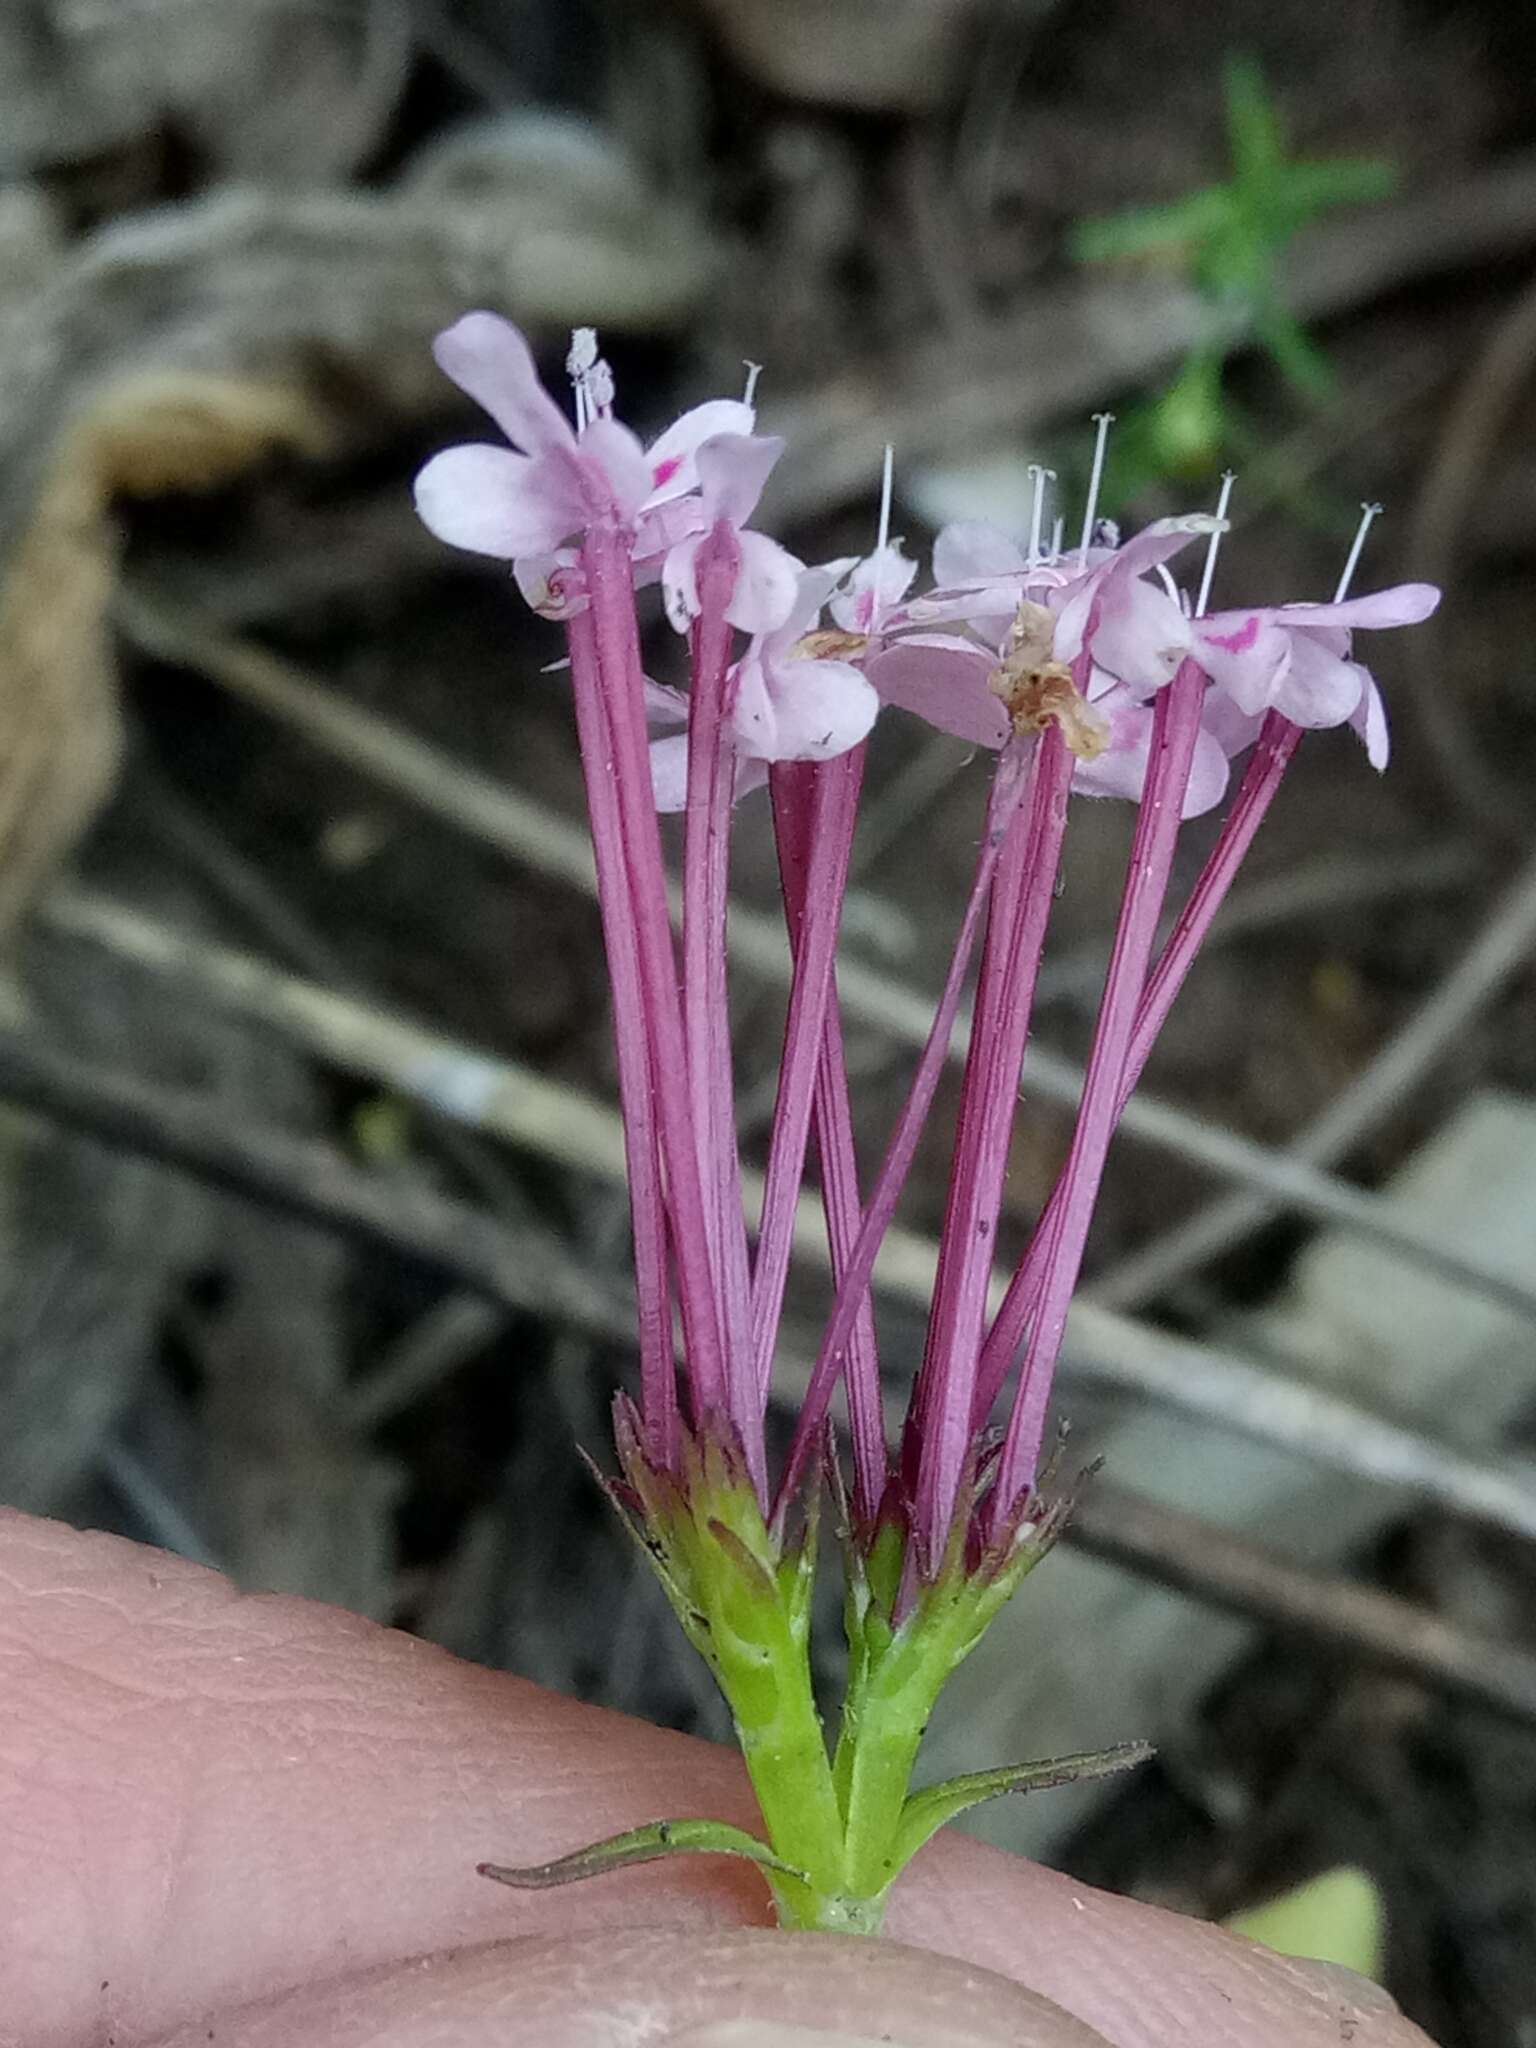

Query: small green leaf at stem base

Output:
[892, 1741, 1155, 1872]
[478, 1816, 807, 1891]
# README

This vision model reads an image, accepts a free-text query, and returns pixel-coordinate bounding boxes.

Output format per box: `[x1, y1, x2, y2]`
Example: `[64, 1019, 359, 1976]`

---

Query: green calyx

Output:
[476, 1412, 1149, 1937]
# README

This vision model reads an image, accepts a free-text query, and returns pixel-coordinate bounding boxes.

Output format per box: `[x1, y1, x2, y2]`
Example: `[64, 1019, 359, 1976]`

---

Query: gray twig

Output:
[1067, 1481, 1536, 1728]
[1095, 835, 1536, 1309]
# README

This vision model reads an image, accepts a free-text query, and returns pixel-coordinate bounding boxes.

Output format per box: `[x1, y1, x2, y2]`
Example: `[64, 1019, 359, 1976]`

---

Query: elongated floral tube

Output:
[768, 758, 887, 1525]
[970, 709, 1302, 1427]
[989, 657, 1209, 1524]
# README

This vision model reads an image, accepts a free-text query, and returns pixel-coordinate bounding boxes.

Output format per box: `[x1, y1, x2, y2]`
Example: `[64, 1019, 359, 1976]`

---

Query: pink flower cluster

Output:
[415, 313, 1438, 1588]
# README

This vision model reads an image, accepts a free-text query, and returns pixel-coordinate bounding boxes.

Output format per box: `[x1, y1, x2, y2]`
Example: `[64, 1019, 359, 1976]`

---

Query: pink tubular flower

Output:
[727, 562, 879, 764]
[868, 515, 1236, 815]
[417, 330, 1447, 1931]
[414, 312, 785, 622]
[1191, 582, 1440, 768]
[646, 561, 879, 812]
[415, 322, 1444, 1659]
[661, 434, 802, 635]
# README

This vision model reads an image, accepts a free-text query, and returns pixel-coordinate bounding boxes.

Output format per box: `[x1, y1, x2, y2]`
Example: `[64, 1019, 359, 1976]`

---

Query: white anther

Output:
[1077, 412, 1115, 566]
[1334, 501, 1383, 603]
[1194, 470, 1236, 618]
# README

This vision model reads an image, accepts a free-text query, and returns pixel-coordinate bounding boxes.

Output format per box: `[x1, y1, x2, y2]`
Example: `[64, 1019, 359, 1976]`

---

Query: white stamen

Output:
[870, 443, 895, 635]
[1194, 471, 1236, 618]
[1334, 501, 1383, 603]
[1027, 464, 1056, 568]
[1049, 514, 1065, 562]
[742, 359, 763, 407]
[1077, 412, 1115, 566]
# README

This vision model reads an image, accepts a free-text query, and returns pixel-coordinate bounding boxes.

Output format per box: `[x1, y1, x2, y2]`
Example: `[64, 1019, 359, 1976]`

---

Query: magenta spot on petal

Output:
[651, 455, 683, 489]
[1206, 614, 1261, 654]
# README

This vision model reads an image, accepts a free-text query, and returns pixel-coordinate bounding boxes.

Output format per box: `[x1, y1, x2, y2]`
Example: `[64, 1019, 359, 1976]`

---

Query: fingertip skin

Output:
[143, 1929, 1114, 2048]
[0, 1510, 1439, 2048]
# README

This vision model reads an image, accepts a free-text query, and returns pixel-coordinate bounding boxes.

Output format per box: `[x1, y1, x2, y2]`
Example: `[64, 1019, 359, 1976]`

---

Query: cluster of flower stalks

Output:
[415, 313, 1439, 1936]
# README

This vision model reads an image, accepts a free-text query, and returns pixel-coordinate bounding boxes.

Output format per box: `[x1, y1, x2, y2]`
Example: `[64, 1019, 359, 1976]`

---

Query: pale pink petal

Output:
[432, 313, 575, 455]
[779, 560, 858, 644]
[648, 732, 691, 811]
[1348, 665, 1391, 770]
[729, 529, 801, 633]
[1088, 576, 1192, 694]
[932, 520, 1029, 587]
[572, 417, 648, 521]
[644, 679, 689, 729]
[413, 445, 583, 558]
[730, 654, 877, 763]
[1192, 611, 1295, 716]
[1271, 628, 1366, 728]
[1181, 724, 1234, 815]
[1093, 512, 1222, 586]
[1052, 516, 1218, 665]
[733, 754, 771, 802]
[643, 399, 756, 503]
[1200, 687, 1267, 759]
[513, 547, 586, 619]
[727, 645, 776, 755]
[633, 495, 705, 570]
[1073, 698, 1229, 816]
[1272, 583, 1441, 632]
[696, 433, 785, 527]
[830, 545, 919, 633]
[662, 534, 703, 633]
[866, 636, 1011, 749]
[904, 589, 1022, 637]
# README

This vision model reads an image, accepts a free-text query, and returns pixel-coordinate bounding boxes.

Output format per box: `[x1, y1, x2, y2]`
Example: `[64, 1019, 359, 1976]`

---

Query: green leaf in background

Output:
[1069, 53, 1396, 465]
[1225, 1864, 1386, 1980]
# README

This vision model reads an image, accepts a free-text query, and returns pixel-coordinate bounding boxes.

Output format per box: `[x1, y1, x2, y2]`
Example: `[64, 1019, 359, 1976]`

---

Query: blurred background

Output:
[1, 2, 1534, 2038]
